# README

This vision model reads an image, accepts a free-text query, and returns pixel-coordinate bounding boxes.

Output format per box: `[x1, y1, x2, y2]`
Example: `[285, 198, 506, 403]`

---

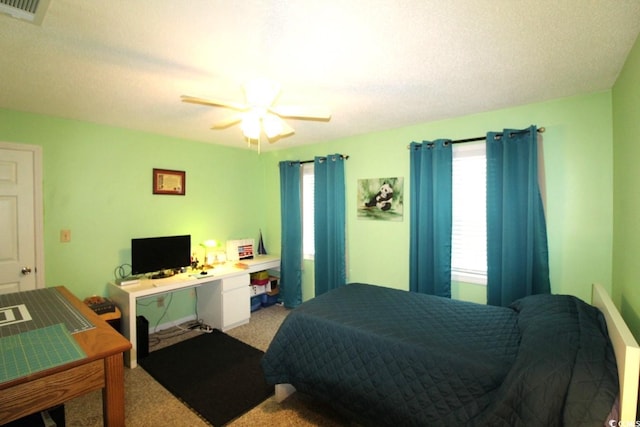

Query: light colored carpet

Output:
[64, 304, 352, 426]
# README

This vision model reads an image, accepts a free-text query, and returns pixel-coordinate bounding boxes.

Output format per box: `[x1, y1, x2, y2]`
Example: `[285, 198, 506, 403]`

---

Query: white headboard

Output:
[592, 283, 640, 423]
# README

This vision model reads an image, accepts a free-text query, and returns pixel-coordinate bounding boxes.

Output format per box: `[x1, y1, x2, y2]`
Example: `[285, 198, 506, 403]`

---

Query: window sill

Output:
[452, 271, 486, 286]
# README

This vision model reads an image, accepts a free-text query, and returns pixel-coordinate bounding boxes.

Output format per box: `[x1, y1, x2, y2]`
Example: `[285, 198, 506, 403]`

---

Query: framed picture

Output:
[153, 168, 185, 195]
[357, 177, 404, 221]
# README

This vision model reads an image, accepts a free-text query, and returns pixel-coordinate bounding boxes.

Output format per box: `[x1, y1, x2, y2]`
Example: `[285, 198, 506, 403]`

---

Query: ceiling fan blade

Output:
[279, 121, 295, 137]
[270, 105, 331, 120]
[181, 95, 248, 111]
[211, 113, 243, 129]
[262, 113, 286, 139]
[268, 122, 296, 143]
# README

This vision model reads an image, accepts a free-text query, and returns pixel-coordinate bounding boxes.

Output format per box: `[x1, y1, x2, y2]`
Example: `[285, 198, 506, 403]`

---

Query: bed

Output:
[261, 283, 640, 426]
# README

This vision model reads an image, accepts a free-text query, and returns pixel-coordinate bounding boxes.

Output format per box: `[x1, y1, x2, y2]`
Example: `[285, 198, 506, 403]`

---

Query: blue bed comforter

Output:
[261, 283, 618, 426]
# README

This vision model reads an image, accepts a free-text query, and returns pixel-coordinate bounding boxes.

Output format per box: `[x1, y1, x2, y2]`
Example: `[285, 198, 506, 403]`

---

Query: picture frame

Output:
[357, 177, 404, 221]
[153, 168, 185, 195]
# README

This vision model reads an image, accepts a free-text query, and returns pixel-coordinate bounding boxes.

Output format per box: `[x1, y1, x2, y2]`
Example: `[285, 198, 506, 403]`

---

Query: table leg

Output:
[102, 353, 126, 427]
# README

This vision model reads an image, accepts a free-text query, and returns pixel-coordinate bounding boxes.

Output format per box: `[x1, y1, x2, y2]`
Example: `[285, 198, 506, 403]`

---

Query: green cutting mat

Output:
[0, 323, 87, 384]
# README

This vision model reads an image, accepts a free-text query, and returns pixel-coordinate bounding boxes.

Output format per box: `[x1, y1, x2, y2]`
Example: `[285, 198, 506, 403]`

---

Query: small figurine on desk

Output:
[258, 229, 267, 255]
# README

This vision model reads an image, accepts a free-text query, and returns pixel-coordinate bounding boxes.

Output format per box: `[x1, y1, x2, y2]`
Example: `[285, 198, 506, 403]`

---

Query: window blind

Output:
[302, 163, 315, 259]
[451, 142, 487, 283]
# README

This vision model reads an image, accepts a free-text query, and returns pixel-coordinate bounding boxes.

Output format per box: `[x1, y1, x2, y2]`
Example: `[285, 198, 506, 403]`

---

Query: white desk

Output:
[107, 255, 280, 368]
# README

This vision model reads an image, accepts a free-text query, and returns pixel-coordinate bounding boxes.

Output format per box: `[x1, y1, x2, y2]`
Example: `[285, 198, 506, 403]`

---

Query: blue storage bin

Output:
[250, 295, 262, 312]
[261, 293, 279, 307]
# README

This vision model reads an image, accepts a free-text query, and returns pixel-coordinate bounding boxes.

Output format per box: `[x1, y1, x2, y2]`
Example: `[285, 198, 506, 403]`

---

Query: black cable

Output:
[153, 292, 173, 333]
[113, 263, 133, 280]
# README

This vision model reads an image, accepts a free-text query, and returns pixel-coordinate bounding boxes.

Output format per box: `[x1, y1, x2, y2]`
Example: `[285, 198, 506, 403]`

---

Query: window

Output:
[302, 163, 315, 260]
[302, 147, 487, 278]
[451, 142, 487, 284]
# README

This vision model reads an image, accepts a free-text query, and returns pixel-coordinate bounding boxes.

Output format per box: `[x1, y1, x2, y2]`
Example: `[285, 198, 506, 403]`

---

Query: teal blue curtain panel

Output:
[314, 154, 346, 296]
[486, 125, 551, 306]
[279, 161, 303, 308]
[409, 140, 453, 297]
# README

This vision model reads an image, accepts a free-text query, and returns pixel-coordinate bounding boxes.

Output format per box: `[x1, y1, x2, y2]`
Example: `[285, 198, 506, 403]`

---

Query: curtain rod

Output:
[300, 154, 349, 164]
[407, 127, 545, 148]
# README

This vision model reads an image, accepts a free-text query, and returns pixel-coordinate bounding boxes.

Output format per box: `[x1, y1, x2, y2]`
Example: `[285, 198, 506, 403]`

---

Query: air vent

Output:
[0, 0, 51, 25]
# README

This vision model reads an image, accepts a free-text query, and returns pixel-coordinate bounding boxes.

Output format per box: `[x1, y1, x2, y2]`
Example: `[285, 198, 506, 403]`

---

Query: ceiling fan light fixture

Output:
[240, 112, 261, 140]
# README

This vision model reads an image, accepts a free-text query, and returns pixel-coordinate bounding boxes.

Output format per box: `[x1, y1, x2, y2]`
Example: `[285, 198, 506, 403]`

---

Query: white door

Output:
[0, 143, 43, 294]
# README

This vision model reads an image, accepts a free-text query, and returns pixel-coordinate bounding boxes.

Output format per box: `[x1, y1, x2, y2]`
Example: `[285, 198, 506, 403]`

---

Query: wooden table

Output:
[0, 286, 132, 426]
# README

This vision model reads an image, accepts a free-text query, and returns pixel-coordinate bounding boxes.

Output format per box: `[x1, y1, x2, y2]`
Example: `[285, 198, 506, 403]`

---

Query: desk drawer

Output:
[0, 360, 103, 424]
[221, 274, 249, 291]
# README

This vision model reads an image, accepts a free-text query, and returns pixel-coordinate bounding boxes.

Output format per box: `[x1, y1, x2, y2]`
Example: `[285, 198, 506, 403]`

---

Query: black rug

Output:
[139, 330, 273, 426]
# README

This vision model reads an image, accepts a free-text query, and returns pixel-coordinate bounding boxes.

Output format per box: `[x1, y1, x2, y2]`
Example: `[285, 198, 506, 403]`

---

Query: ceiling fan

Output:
[181, 79, 331, 151]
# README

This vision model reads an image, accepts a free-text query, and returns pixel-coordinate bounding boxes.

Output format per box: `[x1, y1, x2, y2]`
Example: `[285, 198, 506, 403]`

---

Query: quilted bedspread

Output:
[261, 283, 618, 426]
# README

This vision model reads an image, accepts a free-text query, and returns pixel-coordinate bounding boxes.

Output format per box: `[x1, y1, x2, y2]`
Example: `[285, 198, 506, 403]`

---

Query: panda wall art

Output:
[357, 177, 404, 221]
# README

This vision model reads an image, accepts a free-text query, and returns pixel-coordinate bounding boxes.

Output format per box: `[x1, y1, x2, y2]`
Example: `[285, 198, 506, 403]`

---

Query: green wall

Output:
[263, 92, 614, 305]
[612, 33, 640, 340]
[0, 88, 621, 328]
[0, 110, 266, 326]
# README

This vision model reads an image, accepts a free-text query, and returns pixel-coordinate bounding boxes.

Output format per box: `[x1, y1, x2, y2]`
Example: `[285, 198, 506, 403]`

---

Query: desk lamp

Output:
[200, 240, 217, 269]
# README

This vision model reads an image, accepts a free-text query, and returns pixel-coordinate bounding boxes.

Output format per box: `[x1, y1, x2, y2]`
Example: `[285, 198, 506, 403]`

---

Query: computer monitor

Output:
[131, 234, 191, 278]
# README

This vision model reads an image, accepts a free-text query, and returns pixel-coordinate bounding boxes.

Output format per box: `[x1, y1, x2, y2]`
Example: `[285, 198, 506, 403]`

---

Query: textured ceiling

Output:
[1, 1, 639, 151]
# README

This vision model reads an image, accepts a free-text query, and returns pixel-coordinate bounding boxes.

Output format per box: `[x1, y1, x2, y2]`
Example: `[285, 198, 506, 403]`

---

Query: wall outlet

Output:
[157, 296, 165, 307]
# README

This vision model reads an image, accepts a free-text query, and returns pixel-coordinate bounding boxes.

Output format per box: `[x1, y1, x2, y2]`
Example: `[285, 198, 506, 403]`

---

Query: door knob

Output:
[21, 267, 32, 275]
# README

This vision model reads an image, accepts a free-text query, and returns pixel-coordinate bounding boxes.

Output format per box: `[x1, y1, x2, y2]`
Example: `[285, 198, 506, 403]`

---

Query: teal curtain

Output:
[278, 161, 303, 308]
[409, 140, 453, 297]
[486, 125, 550, 306]
[314, 154, 346, 296]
